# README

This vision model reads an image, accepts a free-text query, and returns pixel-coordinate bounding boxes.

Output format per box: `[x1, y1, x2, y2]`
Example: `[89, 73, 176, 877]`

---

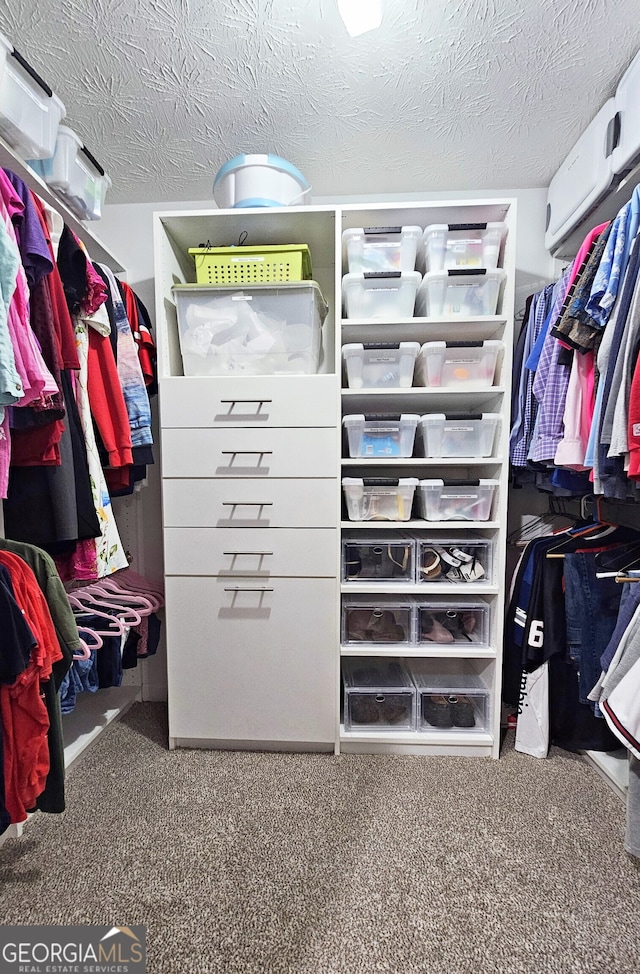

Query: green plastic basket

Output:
[189, 244, 312, 285]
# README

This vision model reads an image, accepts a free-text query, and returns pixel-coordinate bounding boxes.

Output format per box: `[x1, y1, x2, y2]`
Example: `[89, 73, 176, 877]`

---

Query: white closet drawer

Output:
[159, 374, 338, 428]
[162, 477, 337, 528]
[164, 527, 337, 577]
[161, 426, 338, 478]
[165, 576, 337, 743]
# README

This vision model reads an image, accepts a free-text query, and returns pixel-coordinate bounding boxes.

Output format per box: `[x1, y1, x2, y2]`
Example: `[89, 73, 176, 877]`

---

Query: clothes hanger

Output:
[70, 588, 143, 625]
[94, 577, 160, 612]
[73, 638, 92, 661]
[67, 597, 128, 635]
[594, 540, 640, 577]
[77, 626, 104, 650]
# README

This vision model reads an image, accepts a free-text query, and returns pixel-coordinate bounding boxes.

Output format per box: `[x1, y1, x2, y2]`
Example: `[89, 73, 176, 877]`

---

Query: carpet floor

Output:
[1, 703, 639, 974]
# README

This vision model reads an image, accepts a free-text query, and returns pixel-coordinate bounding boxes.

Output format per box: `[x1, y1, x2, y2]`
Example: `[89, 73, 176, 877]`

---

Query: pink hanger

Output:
[68, 597, 126, 635]
[70, 589, 142, 626]
[73, 638, 92, 661]
[88, 580, 156, 614]
[77, 626, 103, 650]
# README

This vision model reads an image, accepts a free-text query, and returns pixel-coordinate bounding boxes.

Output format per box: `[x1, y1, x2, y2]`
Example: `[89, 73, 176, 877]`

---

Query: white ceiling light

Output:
[337, 0, 383, 37]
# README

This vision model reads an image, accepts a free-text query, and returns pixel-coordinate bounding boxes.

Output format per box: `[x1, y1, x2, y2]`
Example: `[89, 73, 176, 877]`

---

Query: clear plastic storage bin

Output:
[342, 271, 421, 319]
[342, 226, 421, 274]
[342, 341, 419, 389]
[422, 222, 507, 272]
[342, 536, 415, 583]
[416, 413, 500, 458]
[342, 477, 418, 521]
[29, 126, 111, 220]
[416, 269, 506, 317]
[415, 602, 489, 647]
[416, 539, 493, 584]
[342, 600, 414, 645]
[172, 281, 328, 376]
[343, 414, 419, 458]
[408, 660, 490, 733]
[342, 658, 416, 731]
[417, 480, 499, 522]
[415, 341, 502, 389]
[0, 32, 65, 159]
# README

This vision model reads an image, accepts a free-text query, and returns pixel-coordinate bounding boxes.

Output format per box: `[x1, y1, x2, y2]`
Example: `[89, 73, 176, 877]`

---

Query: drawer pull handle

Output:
[224, 587, 274, 593]
[217, 451, 272, 476]
[218, 501, 273, 528]
[219, 584, 273, 619]
[215, 399, 272, 422]
[222, 551, 274, 557]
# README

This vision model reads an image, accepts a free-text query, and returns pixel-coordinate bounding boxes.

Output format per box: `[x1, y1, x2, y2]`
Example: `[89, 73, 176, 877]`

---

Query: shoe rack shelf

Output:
[338, 199, 516, 758]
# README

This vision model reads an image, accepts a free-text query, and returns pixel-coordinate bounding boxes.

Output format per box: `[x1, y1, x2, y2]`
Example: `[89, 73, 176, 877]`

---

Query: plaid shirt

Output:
[510, 284, 555, 466]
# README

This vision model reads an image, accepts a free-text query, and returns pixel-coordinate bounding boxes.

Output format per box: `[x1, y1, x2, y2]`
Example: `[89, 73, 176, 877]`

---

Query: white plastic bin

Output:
[415, 539, 493, 584]
[172, 281, 328, 376]
[342, 477, 418, 521]
[422, 223, 507, 272]
[415, 341, 502, 389]
[343, 414, 419, 458]
[408, 660, 490, 733]
[342, 271, 421, 319]
[417, 480, 499, 522]
[342, 342, 419, 389]
[29, 126, 111, 220]
[416, 269, 506, 317]
[417, 413, 500, 458]
[0, 32, 65, 159]
[342, 657, 416, 731]
[342, 226, 421, 273]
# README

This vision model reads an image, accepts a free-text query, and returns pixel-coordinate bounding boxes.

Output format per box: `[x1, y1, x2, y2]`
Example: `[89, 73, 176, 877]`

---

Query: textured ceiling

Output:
[1, 0, 640, 205]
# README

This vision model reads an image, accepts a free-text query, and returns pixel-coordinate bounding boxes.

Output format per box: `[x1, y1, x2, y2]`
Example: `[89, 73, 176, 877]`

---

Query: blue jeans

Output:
[564, 551, 622, 712]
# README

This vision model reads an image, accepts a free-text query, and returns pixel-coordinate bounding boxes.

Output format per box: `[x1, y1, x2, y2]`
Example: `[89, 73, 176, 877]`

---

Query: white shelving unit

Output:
[338, 200, 516, 758]
[153, 199, 515, 758]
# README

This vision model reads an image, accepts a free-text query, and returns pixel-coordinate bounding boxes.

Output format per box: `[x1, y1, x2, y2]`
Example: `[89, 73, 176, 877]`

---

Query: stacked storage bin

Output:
[339, 208, 511, 750]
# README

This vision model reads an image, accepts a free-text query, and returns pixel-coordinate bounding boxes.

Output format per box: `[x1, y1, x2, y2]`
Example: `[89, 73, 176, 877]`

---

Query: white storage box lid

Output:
[416, 268, 506, 317]
[0, 31, 65, 160]
[342, 225, 421, 273]
[342, 341, 419, 389]
[612, 48, 640, 176]
[421, 222, 507, 271]
[30, 125, 111, 221]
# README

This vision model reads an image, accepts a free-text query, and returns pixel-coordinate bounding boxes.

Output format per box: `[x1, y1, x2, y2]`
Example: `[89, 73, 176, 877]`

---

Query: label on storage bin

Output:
[444, 425, 473, 432]
[368, 355, 396, 363]
[232, 295, 252, 301]
[444, 358, 475, 364]
[442, 493, 475, 499]
[232, 256, 265, 262]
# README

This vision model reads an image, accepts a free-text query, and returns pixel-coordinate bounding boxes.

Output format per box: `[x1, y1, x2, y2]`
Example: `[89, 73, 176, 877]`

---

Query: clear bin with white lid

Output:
[342, 601, 414, 646]
[416, 341, 502, 389]
[417, 413, 500, 458]
[0, 32, 65, 159]
[416, 269, 506, 317]
[416, 538, 493, 584]
[342, 536, 415, 583]
[342, 271, 421, 319]
[422, 222, 507, 272]
[417, 479, 498, 522]
[342, 657, 416, 732]
[342, 341, 419, 389]
[171, 281, 328, 376]
[29, 126, 111, 220]
[408, 660, 490, 733]
[414, 602, 489, 647]
[342, 477, 418, 521]
[342, 226, 421, 274]
[343, 413, 419, 458]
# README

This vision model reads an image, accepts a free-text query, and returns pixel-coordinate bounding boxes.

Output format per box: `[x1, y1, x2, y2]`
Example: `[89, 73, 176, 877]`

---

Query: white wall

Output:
[99, 188, 554, 702]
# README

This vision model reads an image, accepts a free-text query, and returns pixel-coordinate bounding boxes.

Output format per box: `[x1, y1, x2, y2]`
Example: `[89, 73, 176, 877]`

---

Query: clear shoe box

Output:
[342, 657, 416, 731]
[408, 660, 491, 733]
[343, 414, 420, 458]
[343, 226, 421, 274]
[342, 477, 419, 521]
[342, 341, 420, 389]
[416, 479, 499, 522]
[342, 598, 414, 646]
[342, 271, 421, 319]
[417, 413, 500, 458]
[416, 269, 506, 317]
[415, 539, 493, 584]
[421, 223, 507, 273]
[415, 601, 489, 647]
[342, 536, 415, 583]
[415, 341, 503, 389]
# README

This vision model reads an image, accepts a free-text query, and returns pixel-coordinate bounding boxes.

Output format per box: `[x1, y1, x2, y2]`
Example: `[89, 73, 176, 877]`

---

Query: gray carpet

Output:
[1, 703, 639, 974]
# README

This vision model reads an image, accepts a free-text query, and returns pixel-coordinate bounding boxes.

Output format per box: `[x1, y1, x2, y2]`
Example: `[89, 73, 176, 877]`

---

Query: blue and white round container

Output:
[213, 153, 311, 208]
